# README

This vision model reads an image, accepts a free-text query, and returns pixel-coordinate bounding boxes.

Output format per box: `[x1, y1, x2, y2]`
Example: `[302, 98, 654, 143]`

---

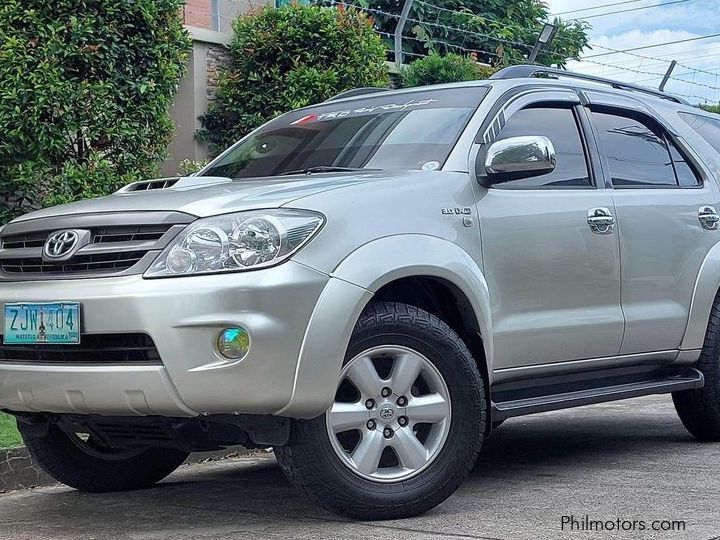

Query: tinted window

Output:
[493, 107, 590, 188]
[592, 111, 676, 187]
[669, 142, 701, 187]
[202, 88, 486, 179]
[680, 112, 720, 155]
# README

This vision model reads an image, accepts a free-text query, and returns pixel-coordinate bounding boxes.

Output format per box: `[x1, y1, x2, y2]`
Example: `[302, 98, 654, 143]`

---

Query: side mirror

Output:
[479, 135, 556, 186]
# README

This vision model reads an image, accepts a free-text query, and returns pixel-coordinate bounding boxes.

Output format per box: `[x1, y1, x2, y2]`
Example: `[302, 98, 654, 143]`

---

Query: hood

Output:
[11, 171, 403, 222]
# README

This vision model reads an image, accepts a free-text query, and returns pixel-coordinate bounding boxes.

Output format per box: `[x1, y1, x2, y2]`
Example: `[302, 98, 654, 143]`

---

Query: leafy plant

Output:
[178, 159, 211, 176]
[701, 104, 720, 114]
[331, 0, 590, 68]
[0, 0, 191, 223]
[199, 4, 390, 154]
[401, 52, 495, 87]
[0, 413, 21, 449]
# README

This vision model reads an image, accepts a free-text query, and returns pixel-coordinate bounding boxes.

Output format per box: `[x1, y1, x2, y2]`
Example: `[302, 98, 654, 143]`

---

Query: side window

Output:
[680, 112, 720, 155]
[592, 110, 700, 188]
[493, 107, 591, 188]
[592, 111, 676, 187]
[669, 142, 701, 187]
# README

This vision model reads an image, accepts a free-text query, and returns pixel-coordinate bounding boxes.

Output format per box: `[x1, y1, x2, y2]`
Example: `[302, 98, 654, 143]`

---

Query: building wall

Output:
[162, 1, 273, 177]
[183, 0, 212, 29]
[161, 28, 233, 177]
[183, 0, 267, 32]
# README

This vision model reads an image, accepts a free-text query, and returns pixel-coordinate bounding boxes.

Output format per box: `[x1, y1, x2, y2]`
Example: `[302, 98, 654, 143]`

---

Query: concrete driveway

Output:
[1, 395, 719, 540]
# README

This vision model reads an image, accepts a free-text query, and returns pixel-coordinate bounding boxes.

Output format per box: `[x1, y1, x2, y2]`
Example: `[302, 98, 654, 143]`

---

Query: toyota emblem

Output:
[43, 230, 81, 260]
[379, 407, 395, 420]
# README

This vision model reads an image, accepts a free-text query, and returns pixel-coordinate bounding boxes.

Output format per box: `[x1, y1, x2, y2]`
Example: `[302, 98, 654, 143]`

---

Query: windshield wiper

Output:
[279, 166, 371, 176]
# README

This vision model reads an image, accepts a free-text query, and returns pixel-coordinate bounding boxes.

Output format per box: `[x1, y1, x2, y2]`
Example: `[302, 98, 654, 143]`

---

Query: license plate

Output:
[3, 302, 81, 344]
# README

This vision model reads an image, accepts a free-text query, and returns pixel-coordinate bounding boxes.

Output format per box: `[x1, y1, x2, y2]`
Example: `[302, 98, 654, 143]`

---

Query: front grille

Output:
[92, 224, 173, 244]
[0, 333, 161, 364]
[0, 212, 193, 280]
[2, 251, 147, 275]
[1, 232, 47, 250]
[1, 224, 174, 251]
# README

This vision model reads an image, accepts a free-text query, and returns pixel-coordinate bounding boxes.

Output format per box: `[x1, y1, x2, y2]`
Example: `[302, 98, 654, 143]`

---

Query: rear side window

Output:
[592, 111, 675, 187]
[680, 112, 720, 155]
[669, 144, 701, 187]
[493, 107, 591, 189]
[592, 111, 700, 188]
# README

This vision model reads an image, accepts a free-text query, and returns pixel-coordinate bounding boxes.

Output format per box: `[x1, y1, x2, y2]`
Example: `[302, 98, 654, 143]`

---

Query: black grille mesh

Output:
[91, 224, 173, 244]
[1, 251, 147, 275]
[0, 333, 161, 364]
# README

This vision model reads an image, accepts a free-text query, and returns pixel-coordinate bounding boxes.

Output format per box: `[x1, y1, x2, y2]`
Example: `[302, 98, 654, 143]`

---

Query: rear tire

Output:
[19, 421, 189, 492]
[275, 301, 486, 520]
[673, 296, 720, 441]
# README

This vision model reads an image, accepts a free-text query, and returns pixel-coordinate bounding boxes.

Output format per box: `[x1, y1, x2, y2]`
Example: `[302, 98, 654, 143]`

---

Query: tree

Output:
[335, 0, 590, 67]
[199, 4, 390, 155]
[0, 0, 191, 223]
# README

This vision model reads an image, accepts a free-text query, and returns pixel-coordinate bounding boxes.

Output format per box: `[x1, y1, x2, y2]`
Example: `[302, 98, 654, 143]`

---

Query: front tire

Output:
[673, 296, 720, 441]
[19, 421, 189, 492]
[275, 301, 486, 520]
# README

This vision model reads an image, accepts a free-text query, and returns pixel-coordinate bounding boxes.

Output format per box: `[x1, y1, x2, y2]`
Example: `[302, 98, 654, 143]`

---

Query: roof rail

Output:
[325, 87, 389, 102]
[490, 65, 689, 105]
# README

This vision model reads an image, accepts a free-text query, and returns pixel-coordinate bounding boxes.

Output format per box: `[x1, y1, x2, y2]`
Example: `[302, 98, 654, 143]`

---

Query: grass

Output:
[0, 412, 22, 448]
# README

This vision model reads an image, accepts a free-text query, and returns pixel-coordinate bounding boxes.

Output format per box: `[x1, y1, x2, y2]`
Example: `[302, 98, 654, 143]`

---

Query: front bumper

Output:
[0, 261, 334, 418]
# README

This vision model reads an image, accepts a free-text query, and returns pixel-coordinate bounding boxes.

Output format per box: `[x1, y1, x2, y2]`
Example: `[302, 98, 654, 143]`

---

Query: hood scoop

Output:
[119, 177, 180, 192]
[117, 176, 232, 193]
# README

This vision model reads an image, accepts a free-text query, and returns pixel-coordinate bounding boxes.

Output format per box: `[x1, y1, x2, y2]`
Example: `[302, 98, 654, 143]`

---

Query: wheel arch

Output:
[278, 235, 493, 419]
[681, 241, 720, 351]
[334, 235, 493, 373]
[372, 275, 490, 394]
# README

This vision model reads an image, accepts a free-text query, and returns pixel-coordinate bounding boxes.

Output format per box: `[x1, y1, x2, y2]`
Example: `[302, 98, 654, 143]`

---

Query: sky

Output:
[545, 0, 720, 104]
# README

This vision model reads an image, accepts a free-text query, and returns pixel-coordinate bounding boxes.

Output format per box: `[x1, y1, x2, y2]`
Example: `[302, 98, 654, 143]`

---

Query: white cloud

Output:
[566, 29, 720, 104]
[540, 1, 720, 104]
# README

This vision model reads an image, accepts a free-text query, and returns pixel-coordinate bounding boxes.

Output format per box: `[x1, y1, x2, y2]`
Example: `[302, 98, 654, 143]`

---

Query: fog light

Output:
[216, 327, 250, 360]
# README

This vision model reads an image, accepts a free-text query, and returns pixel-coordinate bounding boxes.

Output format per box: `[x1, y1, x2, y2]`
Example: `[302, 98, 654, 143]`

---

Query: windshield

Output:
[201, 87, 487, 179]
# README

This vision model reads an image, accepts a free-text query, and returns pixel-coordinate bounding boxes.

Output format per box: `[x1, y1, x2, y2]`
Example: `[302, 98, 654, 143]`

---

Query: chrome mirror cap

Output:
[484, 135, 557, 177]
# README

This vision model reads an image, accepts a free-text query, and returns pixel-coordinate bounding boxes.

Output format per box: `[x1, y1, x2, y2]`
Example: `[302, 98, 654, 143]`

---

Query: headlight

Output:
[144, 209, 324, 278]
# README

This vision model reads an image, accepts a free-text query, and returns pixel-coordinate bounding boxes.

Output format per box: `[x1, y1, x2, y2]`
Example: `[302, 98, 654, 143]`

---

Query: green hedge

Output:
[200, 4, 390, 155]
[0, 0, 192, 223]
[401, 52, 496, 87]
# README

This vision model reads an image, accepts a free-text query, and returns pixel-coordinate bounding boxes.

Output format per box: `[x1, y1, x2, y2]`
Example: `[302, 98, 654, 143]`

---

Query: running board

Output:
[492, 367, 704, 421]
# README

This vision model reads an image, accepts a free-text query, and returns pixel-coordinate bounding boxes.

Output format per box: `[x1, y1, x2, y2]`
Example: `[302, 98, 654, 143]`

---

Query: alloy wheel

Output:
[326, 345, 451, 482]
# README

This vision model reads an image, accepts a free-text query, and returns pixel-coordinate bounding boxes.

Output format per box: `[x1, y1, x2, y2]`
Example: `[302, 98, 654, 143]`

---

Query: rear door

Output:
[586, 94, 720, 354]
[476, 91, 624, 369]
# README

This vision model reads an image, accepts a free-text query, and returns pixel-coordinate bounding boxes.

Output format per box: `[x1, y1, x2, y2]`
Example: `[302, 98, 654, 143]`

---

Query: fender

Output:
[681, 241, 720, 351]
[278, 235, 493, 419]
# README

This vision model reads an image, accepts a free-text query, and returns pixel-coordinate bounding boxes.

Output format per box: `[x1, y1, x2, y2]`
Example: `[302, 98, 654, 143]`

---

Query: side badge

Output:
[441, 207, 472, 215]
[441, 207, 474, 227]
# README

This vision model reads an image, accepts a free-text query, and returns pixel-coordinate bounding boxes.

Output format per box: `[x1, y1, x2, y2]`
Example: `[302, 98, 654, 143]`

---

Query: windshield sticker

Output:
[422, 161, 440, 171]
[290, 114, 320, 125]
[290, 98, 439, 126]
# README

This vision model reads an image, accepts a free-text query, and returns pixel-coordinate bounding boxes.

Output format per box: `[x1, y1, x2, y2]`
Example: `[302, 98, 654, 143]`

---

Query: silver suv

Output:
[3, 65, 720, 520]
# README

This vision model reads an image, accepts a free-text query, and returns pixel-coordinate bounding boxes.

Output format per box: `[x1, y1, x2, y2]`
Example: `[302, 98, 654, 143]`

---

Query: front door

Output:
[477, 102, 624, 369]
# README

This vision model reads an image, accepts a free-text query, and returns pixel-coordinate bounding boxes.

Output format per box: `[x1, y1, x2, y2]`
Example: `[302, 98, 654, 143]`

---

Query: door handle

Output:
[699, 206, 720, 230]
[588, 207, 615, 234]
